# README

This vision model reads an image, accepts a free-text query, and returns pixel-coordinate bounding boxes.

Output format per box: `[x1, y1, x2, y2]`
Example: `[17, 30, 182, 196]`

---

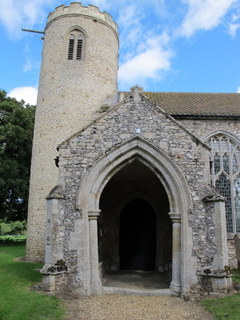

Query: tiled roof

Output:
[143, 92, 240, 117]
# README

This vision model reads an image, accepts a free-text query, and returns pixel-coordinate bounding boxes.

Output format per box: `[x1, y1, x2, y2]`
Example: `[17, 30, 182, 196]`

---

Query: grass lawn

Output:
[1, 242, 240, 320]
[232, 269, 240, 284]
[0, 244, 65, 320]
[202, 270, 240, 320]
[202, 294, 240, 320]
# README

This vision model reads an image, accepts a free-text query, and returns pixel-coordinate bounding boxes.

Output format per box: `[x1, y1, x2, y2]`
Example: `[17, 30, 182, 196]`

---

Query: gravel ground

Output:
[63, 295, 214, 320]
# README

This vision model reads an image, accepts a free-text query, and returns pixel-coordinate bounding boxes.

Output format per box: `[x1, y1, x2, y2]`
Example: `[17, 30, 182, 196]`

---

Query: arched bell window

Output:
[207, 133, 240, 233]
[67, 30, 85, 61]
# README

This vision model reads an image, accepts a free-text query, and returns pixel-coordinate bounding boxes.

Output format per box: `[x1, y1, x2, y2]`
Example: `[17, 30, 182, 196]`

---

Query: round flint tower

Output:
[27, 2, 119, 261]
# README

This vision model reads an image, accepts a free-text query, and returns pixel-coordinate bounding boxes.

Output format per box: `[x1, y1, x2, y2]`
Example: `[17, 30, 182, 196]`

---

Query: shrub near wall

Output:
[0, 220, 26, 242]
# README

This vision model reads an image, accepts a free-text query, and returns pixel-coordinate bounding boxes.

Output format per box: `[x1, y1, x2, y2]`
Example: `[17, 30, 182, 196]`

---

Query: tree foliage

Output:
[0, 89, 35, 221]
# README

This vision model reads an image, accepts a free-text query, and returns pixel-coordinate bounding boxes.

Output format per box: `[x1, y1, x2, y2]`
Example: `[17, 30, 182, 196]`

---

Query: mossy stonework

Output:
[28, 3, 240, 296]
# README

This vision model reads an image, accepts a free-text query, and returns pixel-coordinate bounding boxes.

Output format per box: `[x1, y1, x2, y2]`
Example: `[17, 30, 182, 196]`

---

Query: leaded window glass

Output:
[208, 134, 240, 233]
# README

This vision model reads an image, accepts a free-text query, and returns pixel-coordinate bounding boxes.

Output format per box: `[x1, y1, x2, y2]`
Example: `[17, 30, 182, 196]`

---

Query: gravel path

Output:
[63, 295, 214, 320]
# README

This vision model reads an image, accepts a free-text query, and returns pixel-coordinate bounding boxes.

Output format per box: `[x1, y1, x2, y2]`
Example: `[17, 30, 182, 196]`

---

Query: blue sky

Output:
[0, 0, 240, 105]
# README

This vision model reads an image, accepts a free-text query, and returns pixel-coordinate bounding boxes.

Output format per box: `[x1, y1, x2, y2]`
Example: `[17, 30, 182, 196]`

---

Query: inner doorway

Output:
[99, 159, 172, 289]
[120, 199, 156, 270]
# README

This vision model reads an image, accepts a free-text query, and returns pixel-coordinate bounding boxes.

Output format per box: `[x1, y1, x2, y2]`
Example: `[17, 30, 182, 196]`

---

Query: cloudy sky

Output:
[0, 0, 240, 105]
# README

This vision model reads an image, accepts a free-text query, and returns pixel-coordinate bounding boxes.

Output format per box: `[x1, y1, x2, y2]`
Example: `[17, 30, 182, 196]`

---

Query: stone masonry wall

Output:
[52, 94, 221, 292]
[227, 235, 238, 269]
[178, 119, 240, 140]
[27, 3, 119, 262]
[179, 118, 240, 268]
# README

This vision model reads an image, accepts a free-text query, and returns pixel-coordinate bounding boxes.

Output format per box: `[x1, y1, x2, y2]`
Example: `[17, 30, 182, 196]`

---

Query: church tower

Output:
[26, 3, 119, 261]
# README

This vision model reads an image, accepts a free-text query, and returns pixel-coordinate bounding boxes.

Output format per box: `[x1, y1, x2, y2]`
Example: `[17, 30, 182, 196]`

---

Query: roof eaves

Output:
[172, 114, 240, 120]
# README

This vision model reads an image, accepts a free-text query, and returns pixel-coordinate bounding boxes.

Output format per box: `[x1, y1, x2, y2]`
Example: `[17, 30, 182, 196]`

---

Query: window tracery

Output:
[208, 134, 240, 233]
[67, 30, 84, 61]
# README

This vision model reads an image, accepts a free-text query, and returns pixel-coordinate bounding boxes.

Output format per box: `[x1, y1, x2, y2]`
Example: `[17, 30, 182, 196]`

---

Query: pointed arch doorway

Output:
[78, 138, 192, 295]
[99, 159, 172, 288]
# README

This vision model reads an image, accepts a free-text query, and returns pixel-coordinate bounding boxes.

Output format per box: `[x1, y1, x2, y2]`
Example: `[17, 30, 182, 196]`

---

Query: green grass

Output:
[202, 294, 240, 320]
[0, 244, 65, 320]
[200, 269, 240, 320]
[232, 269, 240, 284]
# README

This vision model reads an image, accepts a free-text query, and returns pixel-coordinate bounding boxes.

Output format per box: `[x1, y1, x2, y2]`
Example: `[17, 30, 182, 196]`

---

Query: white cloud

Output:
[23, 58, 33, 72]
[22, 45, 40, 72]
[118, 5, 142, 27]
[179, 0, 238, 37]
[90, 0, 110, 10]
[117, 4, 144, 49]
[228, 11, 240, 37]
[0, 0, 58, 38]
[8, 86, 38, 105]
[229, 22, 240, 37]
[1, 0, 239, 93]
[116, 3, 174, 88]
[237, 87, 240, 93]
[23, 57, 40, 73]
[118, 34, 173, 87]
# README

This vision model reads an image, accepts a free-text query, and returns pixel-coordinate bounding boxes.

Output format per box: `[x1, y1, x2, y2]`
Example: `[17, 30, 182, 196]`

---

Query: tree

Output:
[0, 89, 35, 221]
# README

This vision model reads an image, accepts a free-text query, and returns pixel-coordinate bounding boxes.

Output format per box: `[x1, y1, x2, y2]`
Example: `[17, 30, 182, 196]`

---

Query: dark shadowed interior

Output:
[99, 159, 172, 287]
[120, 198, 156, 270]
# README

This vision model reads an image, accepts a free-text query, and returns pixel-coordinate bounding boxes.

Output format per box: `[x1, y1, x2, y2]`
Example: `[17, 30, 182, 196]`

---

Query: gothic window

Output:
[68, 34, 75, 60]
[67, 30, 84, 61]
[208, 134, 240, 233]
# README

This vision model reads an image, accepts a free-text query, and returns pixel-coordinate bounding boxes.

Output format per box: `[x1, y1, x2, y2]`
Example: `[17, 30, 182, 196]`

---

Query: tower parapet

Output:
[47, 3, 118, 35]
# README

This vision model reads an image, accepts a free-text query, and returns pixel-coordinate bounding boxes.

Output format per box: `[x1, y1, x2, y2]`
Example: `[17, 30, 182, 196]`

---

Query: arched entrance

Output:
[120, 198, 156, 270]
[77, 137, 192, 295]
[99, 159, 172, 284]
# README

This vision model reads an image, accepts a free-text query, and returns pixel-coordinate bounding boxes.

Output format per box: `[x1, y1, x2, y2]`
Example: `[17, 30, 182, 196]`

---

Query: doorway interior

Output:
[99, 159, 172, 289]
[120, 198, 156, 271]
